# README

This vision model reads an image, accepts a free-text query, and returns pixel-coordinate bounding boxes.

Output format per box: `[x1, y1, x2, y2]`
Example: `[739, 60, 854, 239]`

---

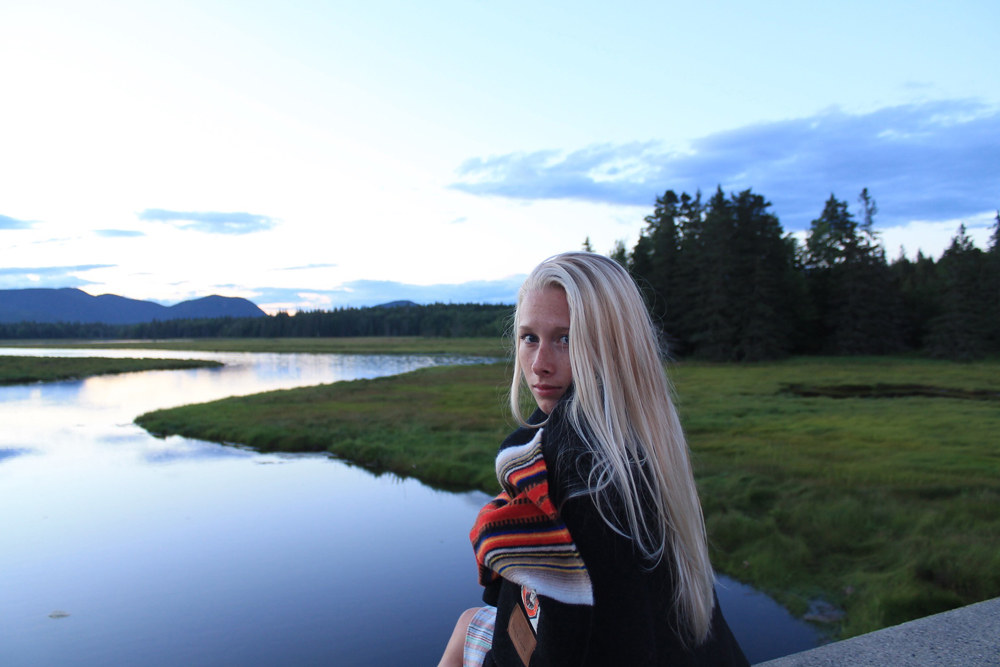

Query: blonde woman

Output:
[439, 252, 748, 667]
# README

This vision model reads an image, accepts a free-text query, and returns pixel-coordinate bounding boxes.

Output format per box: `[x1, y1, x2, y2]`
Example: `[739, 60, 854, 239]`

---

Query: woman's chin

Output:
[534, 398, 557, 414]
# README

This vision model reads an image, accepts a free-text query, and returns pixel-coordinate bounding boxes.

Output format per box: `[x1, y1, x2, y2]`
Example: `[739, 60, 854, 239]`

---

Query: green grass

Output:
[135, 356, 1000, 639]
[2, 336, 507, 357]
[668, 357, 1000, 637]
[0, 355, 223, 384]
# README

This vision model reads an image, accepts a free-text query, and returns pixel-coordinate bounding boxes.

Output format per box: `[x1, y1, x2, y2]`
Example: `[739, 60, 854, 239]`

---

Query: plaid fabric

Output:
[470, 428, 593, 606]
[463, 605, 497, 667]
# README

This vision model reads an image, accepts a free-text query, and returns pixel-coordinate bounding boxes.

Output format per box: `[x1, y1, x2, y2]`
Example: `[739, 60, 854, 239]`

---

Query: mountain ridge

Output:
[0, 288, 266, 324]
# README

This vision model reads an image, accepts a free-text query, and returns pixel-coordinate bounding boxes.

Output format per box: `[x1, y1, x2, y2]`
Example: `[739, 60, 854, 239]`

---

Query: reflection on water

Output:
[0, 349, 496, 667]
[0, 347, 491, 415]
[0, 348, 822, 665]
[717, 575, 825, 661]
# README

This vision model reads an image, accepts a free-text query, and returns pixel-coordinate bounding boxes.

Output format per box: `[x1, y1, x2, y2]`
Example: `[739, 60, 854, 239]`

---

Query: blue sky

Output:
[1, 0, 997, 311]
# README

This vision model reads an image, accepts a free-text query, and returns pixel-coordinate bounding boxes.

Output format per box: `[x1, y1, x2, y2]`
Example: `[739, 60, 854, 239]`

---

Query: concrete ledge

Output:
[756, 597, 1000, 667]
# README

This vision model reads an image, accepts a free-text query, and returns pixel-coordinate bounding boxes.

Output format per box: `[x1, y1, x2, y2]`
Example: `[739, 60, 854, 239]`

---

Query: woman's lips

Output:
[532, 384, 562, 396]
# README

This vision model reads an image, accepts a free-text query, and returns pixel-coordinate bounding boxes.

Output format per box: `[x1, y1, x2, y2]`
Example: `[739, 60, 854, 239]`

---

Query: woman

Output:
[439, 252, 748, 667]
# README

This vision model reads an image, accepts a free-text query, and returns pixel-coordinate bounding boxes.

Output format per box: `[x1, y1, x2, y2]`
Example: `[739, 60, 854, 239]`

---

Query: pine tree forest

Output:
[624, 188, 1000, 361]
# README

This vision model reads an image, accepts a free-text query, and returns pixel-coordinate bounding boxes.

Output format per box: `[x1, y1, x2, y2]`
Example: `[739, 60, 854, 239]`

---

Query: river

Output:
[0, 348, 823, 665]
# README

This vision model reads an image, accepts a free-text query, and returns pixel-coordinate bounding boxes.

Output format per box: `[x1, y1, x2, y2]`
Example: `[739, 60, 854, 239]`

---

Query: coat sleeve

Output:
[554, 469, 674, 665]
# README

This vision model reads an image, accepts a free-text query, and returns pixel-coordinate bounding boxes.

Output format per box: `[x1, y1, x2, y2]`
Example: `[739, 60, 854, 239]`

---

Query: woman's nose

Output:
[532, 345, 552, 375]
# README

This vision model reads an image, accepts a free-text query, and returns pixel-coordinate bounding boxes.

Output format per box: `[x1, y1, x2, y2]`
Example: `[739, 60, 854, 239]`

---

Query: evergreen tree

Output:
[890, 250, 942, 349]
[986, 212, 1000, 349]
[685, 188, 736, 359]
[729, 189, 797, 360]
[802, 195, 853, 350]
[629, 190, 685, 352]
[804, 191, 902, 354]
[834, 190, 902, 354]
[858, 188, 879, 242]
[582, 237, 594, 252]
[687, 188, 796, 361]
[672, 191, 707, 351]
[780, 233, 814, 354]
[925, 225, 991, 359]
[609, 239, 628, 268]
[805, 195, 855, 270]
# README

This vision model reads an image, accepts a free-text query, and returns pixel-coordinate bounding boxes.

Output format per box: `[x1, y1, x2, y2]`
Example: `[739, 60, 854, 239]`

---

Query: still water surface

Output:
[0, 348, 823, 665]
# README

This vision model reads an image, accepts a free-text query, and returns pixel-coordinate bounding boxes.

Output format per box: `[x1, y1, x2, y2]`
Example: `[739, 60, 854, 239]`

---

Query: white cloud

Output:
[0, 214, 34, 230]
[138, 209, 278, 234]
[879, 212, 996, 261]
[0, 264, 115, 289]
[95, 229, 146, 238]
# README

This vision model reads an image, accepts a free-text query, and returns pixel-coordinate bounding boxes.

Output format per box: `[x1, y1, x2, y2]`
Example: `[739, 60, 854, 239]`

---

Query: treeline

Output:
[5, 189, 997, 361]
[617, 187, 1000, 361]
[0, 302, 513, 340]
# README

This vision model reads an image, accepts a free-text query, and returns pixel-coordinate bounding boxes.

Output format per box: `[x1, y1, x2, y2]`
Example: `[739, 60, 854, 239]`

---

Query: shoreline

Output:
[0, 355, 223, 385]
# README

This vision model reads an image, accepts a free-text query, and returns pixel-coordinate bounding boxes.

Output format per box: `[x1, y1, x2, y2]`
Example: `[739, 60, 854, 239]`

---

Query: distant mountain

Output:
[0, 288, 266, 324]
[375, 300, 419, 308]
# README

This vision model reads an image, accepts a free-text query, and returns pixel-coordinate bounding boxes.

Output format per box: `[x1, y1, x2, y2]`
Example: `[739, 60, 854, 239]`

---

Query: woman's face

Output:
[518, 286, 573, 414]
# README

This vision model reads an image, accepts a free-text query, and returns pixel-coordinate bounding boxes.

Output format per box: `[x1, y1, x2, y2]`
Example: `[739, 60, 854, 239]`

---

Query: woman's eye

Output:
[559, 335, 570, 345]
[520, 333, 538, 344]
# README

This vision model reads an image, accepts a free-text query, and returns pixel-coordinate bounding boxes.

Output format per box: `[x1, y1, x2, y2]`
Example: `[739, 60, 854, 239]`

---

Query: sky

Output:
[1, 0, 998, 313]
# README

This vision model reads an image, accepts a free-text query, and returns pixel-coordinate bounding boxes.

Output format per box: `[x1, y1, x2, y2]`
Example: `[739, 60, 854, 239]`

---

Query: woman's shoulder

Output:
[497, 407, 547, 453]
[538, 403, 598, 508]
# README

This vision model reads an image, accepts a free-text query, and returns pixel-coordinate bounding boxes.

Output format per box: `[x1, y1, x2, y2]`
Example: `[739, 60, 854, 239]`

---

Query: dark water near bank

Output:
[0, 348, 823, 665]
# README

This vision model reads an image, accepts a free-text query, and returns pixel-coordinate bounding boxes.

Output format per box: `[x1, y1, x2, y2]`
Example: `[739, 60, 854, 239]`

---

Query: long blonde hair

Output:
[510, 251, 715, 644]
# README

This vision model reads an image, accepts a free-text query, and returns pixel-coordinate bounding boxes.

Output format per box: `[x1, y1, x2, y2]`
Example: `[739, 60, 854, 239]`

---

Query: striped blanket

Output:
[469, 429, 594, 606]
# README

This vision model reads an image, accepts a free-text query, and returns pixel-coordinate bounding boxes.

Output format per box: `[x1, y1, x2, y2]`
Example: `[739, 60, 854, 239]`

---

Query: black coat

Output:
[481, 405, 749, 667]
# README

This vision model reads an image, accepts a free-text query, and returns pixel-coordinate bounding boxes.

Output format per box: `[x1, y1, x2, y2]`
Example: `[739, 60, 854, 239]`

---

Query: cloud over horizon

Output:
[0, 214, 35, 230]
[273, 263, 339, 271]
[95, 229, 146, 238]
[0, 264, 116, 290]
[138, 209, 278, 234]
[451, 100, 1000, 230]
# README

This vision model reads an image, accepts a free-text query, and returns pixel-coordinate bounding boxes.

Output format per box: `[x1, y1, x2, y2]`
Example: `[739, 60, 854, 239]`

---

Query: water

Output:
[0, 348, 824, 665]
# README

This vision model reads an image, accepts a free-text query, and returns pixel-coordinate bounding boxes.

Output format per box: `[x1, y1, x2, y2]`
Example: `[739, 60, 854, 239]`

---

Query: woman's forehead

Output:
[519, 286, 570, 327]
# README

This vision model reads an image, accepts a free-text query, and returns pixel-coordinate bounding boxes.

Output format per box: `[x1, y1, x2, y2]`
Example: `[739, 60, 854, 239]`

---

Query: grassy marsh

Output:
[135, 356, 1000, 639]
[0, 355, 223, 385]
[668, 357, 1000, 637]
